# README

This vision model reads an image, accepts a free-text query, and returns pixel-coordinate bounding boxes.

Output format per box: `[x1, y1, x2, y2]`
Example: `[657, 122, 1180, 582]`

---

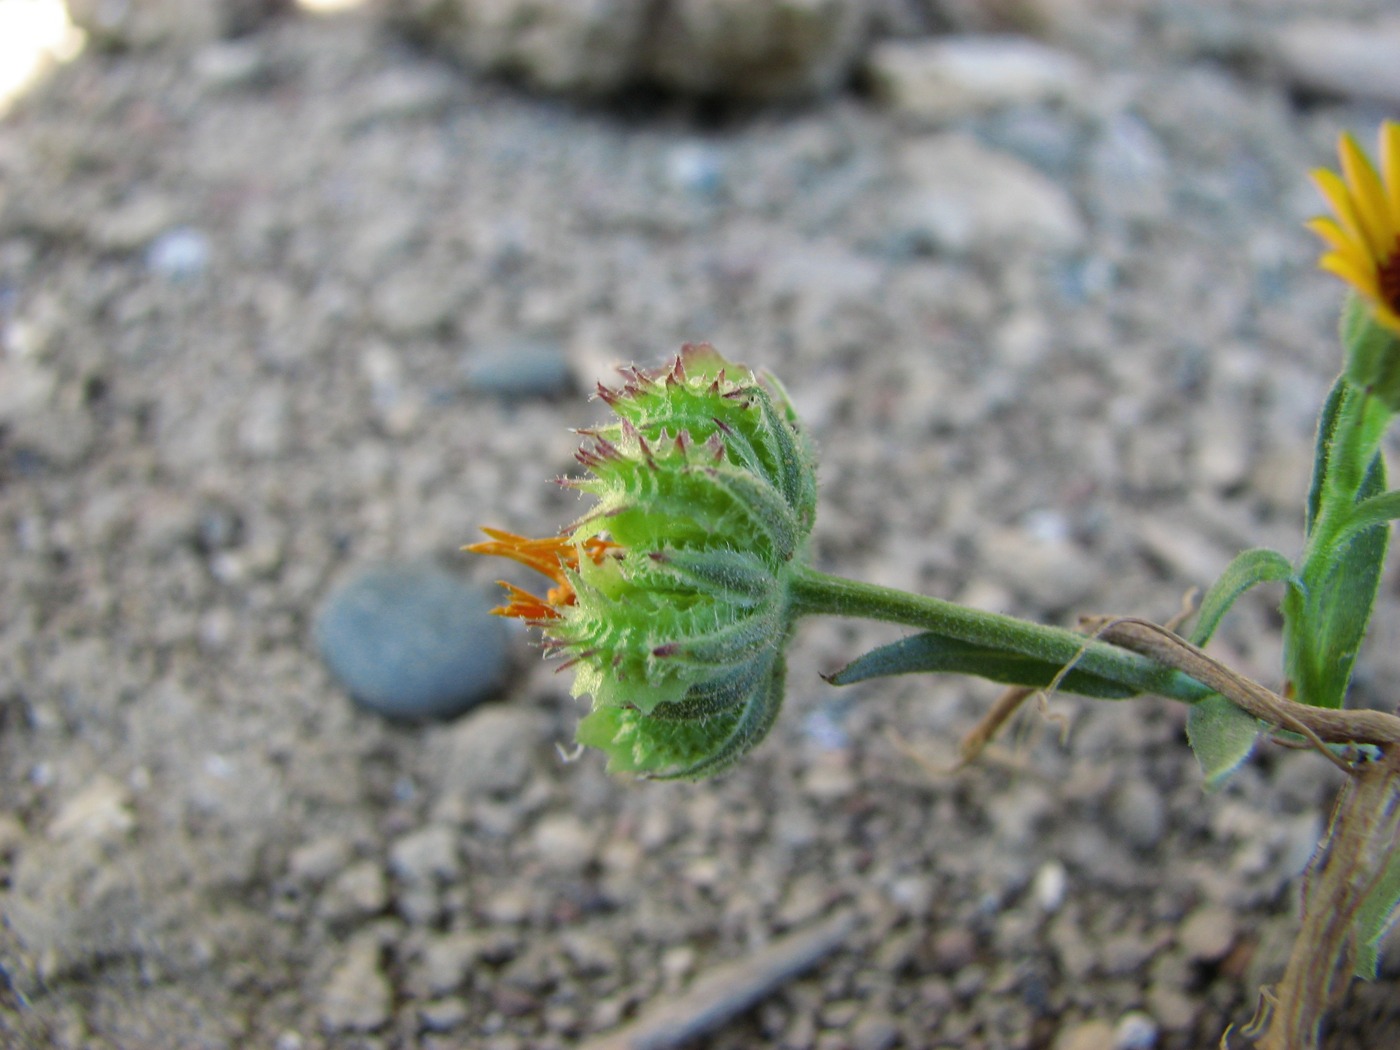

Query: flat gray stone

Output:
[315, 560, 509, 720]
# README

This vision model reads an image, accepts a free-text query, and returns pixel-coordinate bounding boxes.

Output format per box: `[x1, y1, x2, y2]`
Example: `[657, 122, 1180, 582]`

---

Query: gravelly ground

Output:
[1, 3, 1398, 1048]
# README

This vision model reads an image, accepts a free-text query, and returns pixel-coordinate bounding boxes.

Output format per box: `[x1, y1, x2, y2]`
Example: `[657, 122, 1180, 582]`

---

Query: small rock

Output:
[413, 931, 484, 997]
[979, 525, 1097, 612]
[320, 936, 392, 1033]
[893, 133, 1085, 256]
[850, 1013, 899, 1050]
[1113, 1010, 1159, 1050]
[802, 754, 857, 801]
[314, 561, 509, 720]
[48, 775, 135, 844]
[868, 35, 1087, 123]
[386, 0, 646, 96]
[931, 927, 975, 973]
[288, 836, 353, 885]
[1270, 18, 1400, 106]
[1032, 859, 1068, 914]
[462, 341, 575, 399]
[420, 997, 469, 1032]
[389, 824, 459, 885]
[531, 813, 594, 873]
[370, 265, 466, 337]
[237, 385, 290, 459]
[89, 195, 180, 252]
[318, 860, 389, 922]
[646, 0, 871, 102]
[1177, 905, 1236, 963]
[431, 704, 544, 805]
[1055, 1020, 1115, 1050]
[1108, 780, 1167, 851]
[193, 40, 271, 90]
[146, 227, 211, 282]
[350, 67, 458, 125]
[1085, 115, 1170, 225]
[665, 142, 725, 196]
[1145, 983, 1196, 1032]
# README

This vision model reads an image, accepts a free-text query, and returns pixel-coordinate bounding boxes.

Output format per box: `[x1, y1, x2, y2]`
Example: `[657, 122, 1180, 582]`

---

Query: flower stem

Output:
[788, 565, 1214, 704]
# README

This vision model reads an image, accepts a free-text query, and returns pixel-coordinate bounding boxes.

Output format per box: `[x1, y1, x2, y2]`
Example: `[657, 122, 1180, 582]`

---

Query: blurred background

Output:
[1, 1, 1398, 1047]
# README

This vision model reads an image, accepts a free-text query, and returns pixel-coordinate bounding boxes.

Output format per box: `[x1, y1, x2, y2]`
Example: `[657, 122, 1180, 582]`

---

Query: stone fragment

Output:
[386, 0, 647, 95]
[320, 935, 392, 1033]
[1108, 779, 1167, 851]
[868, 35, 1087, 123]
[318, 860, 389, 922]
[462, 340, 575, 399]
[1270, 18, 1400, 106]
[1177, 904, 1237, 963]
[646, 0, 870, 102]
[431, 705, 545, 802]
[386, 0, 871, 101]
[49, 775, 136, 844]
[894, 134, 1084, 255]
[389, 824, 459, 885]
[1054, 1020, 1115, 1050]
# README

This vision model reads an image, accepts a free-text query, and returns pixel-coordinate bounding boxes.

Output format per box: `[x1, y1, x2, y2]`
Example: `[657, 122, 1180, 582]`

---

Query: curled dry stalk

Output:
[957, 615, 1400, 1050]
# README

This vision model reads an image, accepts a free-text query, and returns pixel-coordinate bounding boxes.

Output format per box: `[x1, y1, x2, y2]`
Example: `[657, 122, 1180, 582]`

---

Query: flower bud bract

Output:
[470, 344, 817, 778]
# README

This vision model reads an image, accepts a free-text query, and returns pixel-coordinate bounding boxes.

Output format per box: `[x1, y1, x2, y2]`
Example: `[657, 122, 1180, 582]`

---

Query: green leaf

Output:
[1185, 693, 1262, 791]
[825, 632, 1138, 699]
[1190, 548, 1294, 648]
[1341, 489, 1400, 541]
[1353, 831, 1400, 980]
[1287, 448, 1388, 709]
[1306, 374, 1351, 536]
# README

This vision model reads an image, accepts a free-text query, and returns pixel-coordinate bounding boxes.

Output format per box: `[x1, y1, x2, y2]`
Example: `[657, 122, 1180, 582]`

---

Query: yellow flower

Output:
[1307, 121, 1400, 334]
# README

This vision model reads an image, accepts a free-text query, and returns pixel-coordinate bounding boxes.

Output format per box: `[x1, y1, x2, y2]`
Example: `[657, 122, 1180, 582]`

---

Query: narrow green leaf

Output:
[826, 632, 1137, 699]
[1340, 489, 1400, 541]
[1185, 693, 1262, 791]
[1306, 373, 1351, 535]
[1190, 548, 1294, 648]
[1353, 832, 1400, 980]
[1289, 450, 1389, 709]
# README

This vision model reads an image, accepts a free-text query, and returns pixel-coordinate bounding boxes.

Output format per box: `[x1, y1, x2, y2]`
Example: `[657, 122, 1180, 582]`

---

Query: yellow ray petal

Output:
[1313, 167, 1373, 256]
[1319, 253, 1381, 301]
[1339, 131, 1396, 252]
[1305, 216, 1360, 255]
[1382, 121, 1400, 225]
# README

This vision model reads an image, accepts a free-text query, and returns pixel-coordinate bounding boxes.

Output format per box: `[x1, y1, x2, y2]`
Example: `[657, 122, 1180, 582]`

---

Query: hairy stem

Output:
[788, 566, 1214, 705]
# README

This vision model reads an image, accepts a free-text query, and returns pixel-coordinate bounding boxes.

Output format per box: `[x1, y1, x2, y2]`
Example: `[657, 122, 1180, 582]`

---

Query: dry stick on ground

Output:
[577, 911, 858, 1050]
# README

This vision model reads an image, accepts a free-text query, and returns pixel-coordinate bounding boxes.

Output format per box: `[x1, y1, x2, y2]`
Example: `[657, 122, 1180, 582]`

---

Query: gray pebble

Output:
[389, 824, 459, 885]
[314, 560, 508, 720]
[1114, 1010, 1160, 1050]
[462, 341, 575, 400]
[1109, 780, 1167, 851]
[146, 226, 211, 282]
[320, 935, 392, 1033]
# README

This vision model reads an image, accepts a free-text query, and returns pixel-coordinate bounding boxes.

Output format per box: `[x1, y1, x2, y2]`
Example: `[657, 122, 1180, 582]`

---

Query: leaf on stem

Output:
[1185, 693, 1261, 791]
[1288, 447, 1388, 710]
[824, 632, 1137, 699]
[1189, 547, 1294, 648]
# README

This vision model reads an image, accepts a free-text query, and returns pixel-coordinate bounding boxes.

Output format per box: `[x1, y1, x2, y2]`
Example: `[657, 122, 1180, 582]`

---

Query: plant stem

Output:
[788, 565, 1214, 705]
[1244, 749, 1400, 1050]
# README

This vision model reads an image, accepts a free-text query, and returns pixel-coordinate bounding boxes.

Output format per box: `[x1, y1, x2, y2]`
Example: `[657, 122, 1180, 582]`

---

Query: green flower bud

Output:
[470, 344, 817, 778]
